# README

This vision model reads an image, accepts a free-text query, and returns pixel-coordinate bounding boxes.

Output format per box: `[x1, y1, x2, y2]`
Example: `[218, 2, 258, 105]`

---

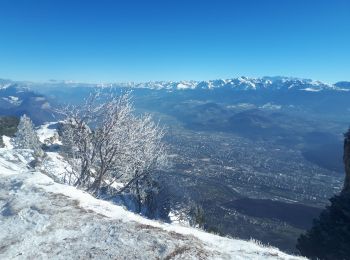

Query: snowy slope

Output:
[0, 148, 305, 260]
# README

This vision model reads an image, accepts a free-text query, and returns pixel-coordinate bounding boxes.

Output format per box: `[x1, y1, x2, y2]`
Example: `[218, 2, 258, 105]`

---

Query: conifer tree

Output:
[297, 129, 350, 259]
[14, 114, 43, 157]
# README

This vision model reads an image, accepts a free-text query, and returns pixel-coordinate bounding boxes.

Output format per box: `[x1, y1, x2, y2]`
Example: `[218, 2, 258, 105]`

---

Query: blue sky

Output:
[0, 0, 349, 83]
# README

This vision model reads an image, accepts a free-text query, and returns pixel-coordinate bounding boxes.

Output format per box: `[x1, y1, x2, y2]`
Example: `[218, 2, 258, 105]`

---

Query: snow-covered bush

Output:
[59, 91, 168, 204]
[13, 114, 44, 157]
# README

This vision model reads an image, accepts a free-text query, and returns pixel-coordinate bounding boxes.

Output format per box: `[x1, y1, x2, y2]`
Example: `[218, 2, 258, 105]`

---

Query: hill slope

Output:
[0, 148, 304, 260]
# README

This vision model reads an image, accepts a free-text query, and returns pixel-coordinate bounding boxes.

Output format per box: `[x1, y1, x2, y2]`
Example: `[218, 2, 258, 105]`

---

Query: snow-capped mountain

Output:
[0, 79, 14, 90]
[1, 76, 348, 92]
[1, 76, 349, 128]
[103, 76, 344, 92]
[0, 81, 55, 124]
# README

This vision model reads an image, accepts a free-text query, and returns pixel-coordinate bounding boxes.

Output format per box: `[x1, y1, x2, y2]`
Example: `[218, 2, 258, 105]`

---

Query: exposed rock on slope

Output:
[0, 148, 303, 260]
[343, 129, 350, 192]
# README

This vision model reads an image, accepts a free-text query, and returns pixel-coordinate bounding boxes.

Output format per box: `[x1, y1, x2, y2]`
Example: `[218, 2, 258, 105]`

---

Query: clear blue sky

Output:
[0, 0, 349, 83]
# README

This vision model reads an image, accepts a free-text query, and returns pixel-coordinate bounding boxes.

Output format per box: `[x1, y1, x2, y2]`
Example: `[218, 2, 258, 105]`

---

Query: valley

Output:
[1, 76, 349, 253]
[160, 122, 342, 252]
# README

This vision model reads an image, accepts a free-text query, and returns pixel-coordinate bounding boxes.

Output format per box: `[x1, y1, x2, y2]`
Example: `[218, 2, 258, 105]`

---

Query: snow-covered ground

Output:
[0, 125, 306, 259]
[36, 122, 61, 144]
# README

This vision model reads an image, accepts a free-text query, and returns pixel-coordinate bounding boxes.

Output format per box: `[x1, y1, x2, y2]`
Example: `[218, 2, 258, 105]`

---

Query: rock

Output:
[297, 128, 350, 259]
[343, 129, 350, 192]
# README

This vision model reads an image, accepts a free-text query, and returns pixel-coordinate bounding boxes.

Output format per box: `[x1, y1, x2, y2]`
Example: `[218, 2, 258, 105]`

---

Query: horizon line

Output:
[1, 75, 347, 86]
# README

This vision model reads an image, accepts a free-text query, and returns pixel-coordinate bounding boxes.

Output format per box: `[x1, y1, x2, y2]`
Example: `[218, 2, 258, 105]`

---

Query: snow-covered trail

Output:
[0, 148, 305, 260]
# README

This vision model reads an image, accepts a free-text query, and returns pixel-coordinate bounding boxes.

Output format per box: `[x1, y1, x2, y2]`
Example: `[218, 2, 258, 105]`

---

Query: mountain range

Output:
[1, 76, 350, 92]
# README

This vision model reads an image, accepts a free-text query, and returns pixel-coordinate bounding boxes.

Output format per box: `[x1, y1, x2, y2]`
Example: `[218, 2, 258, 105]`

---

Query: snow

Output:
[337, 88, 350, 92]
[177, 83, 189, 89]
[36, 122, 61, 144]
[2, 96, 22, 105]
[0, 147, 305, 259]
[236, 77, 257, 89]
[0, 83, 12, 89]
[261, 103, 282, 110]
[1, 76, 345, 93]
[0, 148, 34, 175]
[2, 135, 13, 149]
[226, 103, 256, 110]
[40, 151, 74, 183]
[301, 88, 321, 92]
[177, 82, 196, 90]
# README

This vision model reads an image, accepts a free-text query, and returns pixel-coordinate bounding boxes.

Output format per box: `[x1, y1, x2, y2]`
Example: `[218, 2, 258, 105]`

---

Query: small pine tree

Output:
[14, 114, 43, 157]
[189, 202, 205, 228]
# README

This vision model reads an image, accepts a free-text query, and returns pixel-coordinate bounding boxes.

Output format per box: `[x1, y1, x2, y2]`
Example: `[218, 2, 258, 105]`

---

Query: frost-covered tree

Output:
[59, 117, 93, 185]
[13, 114, 43, 157]
[59, 90, 167, 198]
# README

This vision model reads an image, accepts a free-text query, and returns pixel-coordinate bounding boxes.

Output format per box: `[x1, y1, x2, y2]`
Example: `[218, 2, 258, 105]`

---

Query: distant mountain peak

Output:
[1, 76, 349, 92]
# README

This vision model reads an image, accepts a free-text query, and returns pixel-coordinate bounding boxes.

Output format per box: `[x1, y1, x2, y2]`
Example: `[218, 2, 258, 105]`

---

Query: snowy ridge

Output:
[0, 147, 304, 259]
[1, 76, 348, 92]
[102, 76, 341, 92]
[0, 79, 13, 90]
